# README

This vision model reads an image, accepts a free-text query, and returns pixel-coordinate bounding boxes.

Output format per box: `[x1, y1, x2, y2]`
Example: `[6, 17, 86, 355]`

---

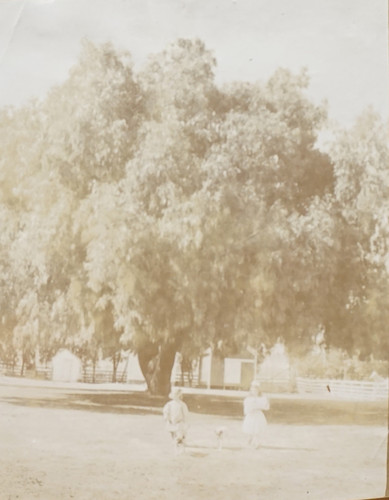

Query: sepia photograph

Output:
[0, 1, 388, 499]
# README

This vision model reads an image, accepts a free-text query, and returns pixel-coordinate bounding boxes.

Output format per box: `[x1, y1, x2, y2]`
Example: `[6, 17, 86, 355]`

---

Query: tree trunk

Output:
[138, 341, 178, 396]
[34, 346, 40, 377]
[120, 354, 130, 383]
[111, 352, 120, 383]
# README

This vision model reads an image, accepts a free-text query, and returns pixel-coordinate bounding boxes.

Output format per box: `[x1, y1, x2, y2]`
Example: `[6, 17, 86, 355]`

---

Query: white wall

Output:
[126, 353, 145, 383]
[223, 358, 242, 385]
[199, 350, 211, 386]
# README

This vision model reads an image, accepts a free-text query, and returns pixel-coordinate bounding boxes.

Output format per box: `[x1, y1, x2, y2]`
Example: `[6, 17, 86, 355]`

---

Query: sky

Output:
[0, 0, 387, 128]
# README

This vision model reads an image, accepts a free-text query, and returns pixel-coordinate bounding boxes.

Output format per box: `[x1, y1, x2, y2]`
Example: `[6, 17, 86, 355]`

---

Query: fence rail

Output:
[296, 377, 388, 401]
[173, 369, 199, 387]
[0, 363, 128, 384]
[0, 363, 52, 380]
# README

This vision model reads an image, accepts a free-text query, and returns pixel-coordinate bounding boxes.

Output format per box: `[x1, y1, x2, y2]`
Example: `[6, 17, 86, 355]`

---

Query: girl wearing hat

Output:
[163, 387, 189, 454]
[242, 380, 270, 448]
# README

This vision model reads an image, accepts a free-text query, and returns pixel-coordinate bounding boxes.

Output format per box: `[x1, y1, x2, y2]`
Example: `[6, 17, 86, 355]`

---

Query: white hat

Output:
[169, 386, 183, 399]
[250, 380, 261, 390]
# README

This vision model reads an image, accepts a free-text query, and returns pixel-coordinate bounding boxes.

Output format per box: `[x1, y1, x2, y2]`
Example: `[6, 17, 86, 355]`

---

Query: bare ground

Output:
[0, 381, 387, 500]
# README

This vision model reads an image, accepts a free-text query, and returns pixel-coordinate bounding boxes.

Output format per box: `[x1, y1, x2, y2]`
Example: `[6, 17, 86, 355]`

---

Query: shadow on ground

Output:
[1, 386, 386, 426]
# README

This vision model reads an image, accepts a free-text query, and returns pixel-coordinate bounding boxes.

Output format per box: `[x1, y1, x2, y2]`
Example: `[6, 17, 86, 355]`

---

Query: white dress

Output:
[242, 395, 269, 435]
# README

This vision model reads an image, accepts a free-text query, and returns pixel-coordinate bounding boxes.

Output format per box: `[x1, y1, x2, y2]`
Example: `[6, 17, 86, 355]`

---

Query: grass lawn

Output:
[0, 381, 387, 499]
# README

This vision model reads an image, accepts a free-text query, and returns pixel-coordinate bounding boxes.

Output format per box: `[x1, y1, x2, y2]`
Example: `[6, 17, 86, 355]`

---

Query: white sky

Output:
[0, 0, 387, 127]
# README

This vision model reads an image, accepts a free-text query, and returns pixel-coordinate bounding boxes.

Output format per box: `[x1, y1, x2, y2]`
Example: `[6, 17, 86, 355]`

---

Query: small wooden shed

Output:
[52, 349, 82, 383]
[199, 348, 256, 390]
[125, 352, 145, 384]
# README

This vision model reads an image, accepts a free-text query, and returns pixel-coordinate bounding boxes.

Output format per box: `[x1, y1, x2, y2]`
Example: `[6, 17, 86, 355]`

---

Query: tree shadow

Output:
[0, 387, 386, 425]
[1, 396, 163, 416]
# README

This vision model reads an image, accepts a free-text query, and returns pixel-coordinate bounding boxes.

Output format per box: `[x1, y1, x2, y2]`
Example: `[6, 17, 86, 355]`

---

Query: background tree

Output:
[0, 40, 143, 375]
[326, 109, 389, 358]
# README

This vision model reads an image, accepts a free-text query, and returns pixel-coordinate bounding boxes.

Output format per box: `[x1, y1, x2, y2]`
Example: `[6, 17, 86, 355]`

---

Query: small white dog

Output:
[214, 426, 228, 450]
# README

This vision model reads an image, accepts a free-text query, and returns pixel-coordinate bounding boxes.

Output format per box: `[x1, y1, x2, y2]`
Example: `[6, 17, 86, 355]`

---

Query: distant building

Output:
[198, 348, 257, 390]
[170, 343, 293, 392]
[125, 352, 145, 384]
[52, 349, 82, 383]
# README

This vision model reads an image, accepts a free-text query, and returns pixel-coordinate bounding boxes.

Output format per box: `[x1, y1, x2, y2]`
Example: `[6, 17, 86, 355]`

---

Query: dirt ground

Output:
[0, 381, 387, 500]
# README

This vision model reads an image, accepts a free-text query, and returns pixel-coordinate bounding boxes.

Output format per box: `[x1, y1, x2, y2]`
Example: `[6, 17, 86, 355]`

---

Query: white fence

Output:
[296, 377, 388, 401]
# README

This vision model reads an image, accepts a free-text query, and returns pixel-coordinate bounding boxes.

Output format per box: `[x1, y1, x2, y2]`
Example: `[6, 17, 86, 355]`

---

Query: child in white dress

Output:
[163, 387, 189, 454]
[242, 380, 269, 448]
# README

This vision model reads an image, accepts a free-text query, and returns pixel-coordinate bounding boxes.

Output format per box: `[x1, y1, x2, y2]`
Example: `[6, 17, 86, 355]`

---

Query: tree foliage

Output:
[0, 39, 387, 395]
